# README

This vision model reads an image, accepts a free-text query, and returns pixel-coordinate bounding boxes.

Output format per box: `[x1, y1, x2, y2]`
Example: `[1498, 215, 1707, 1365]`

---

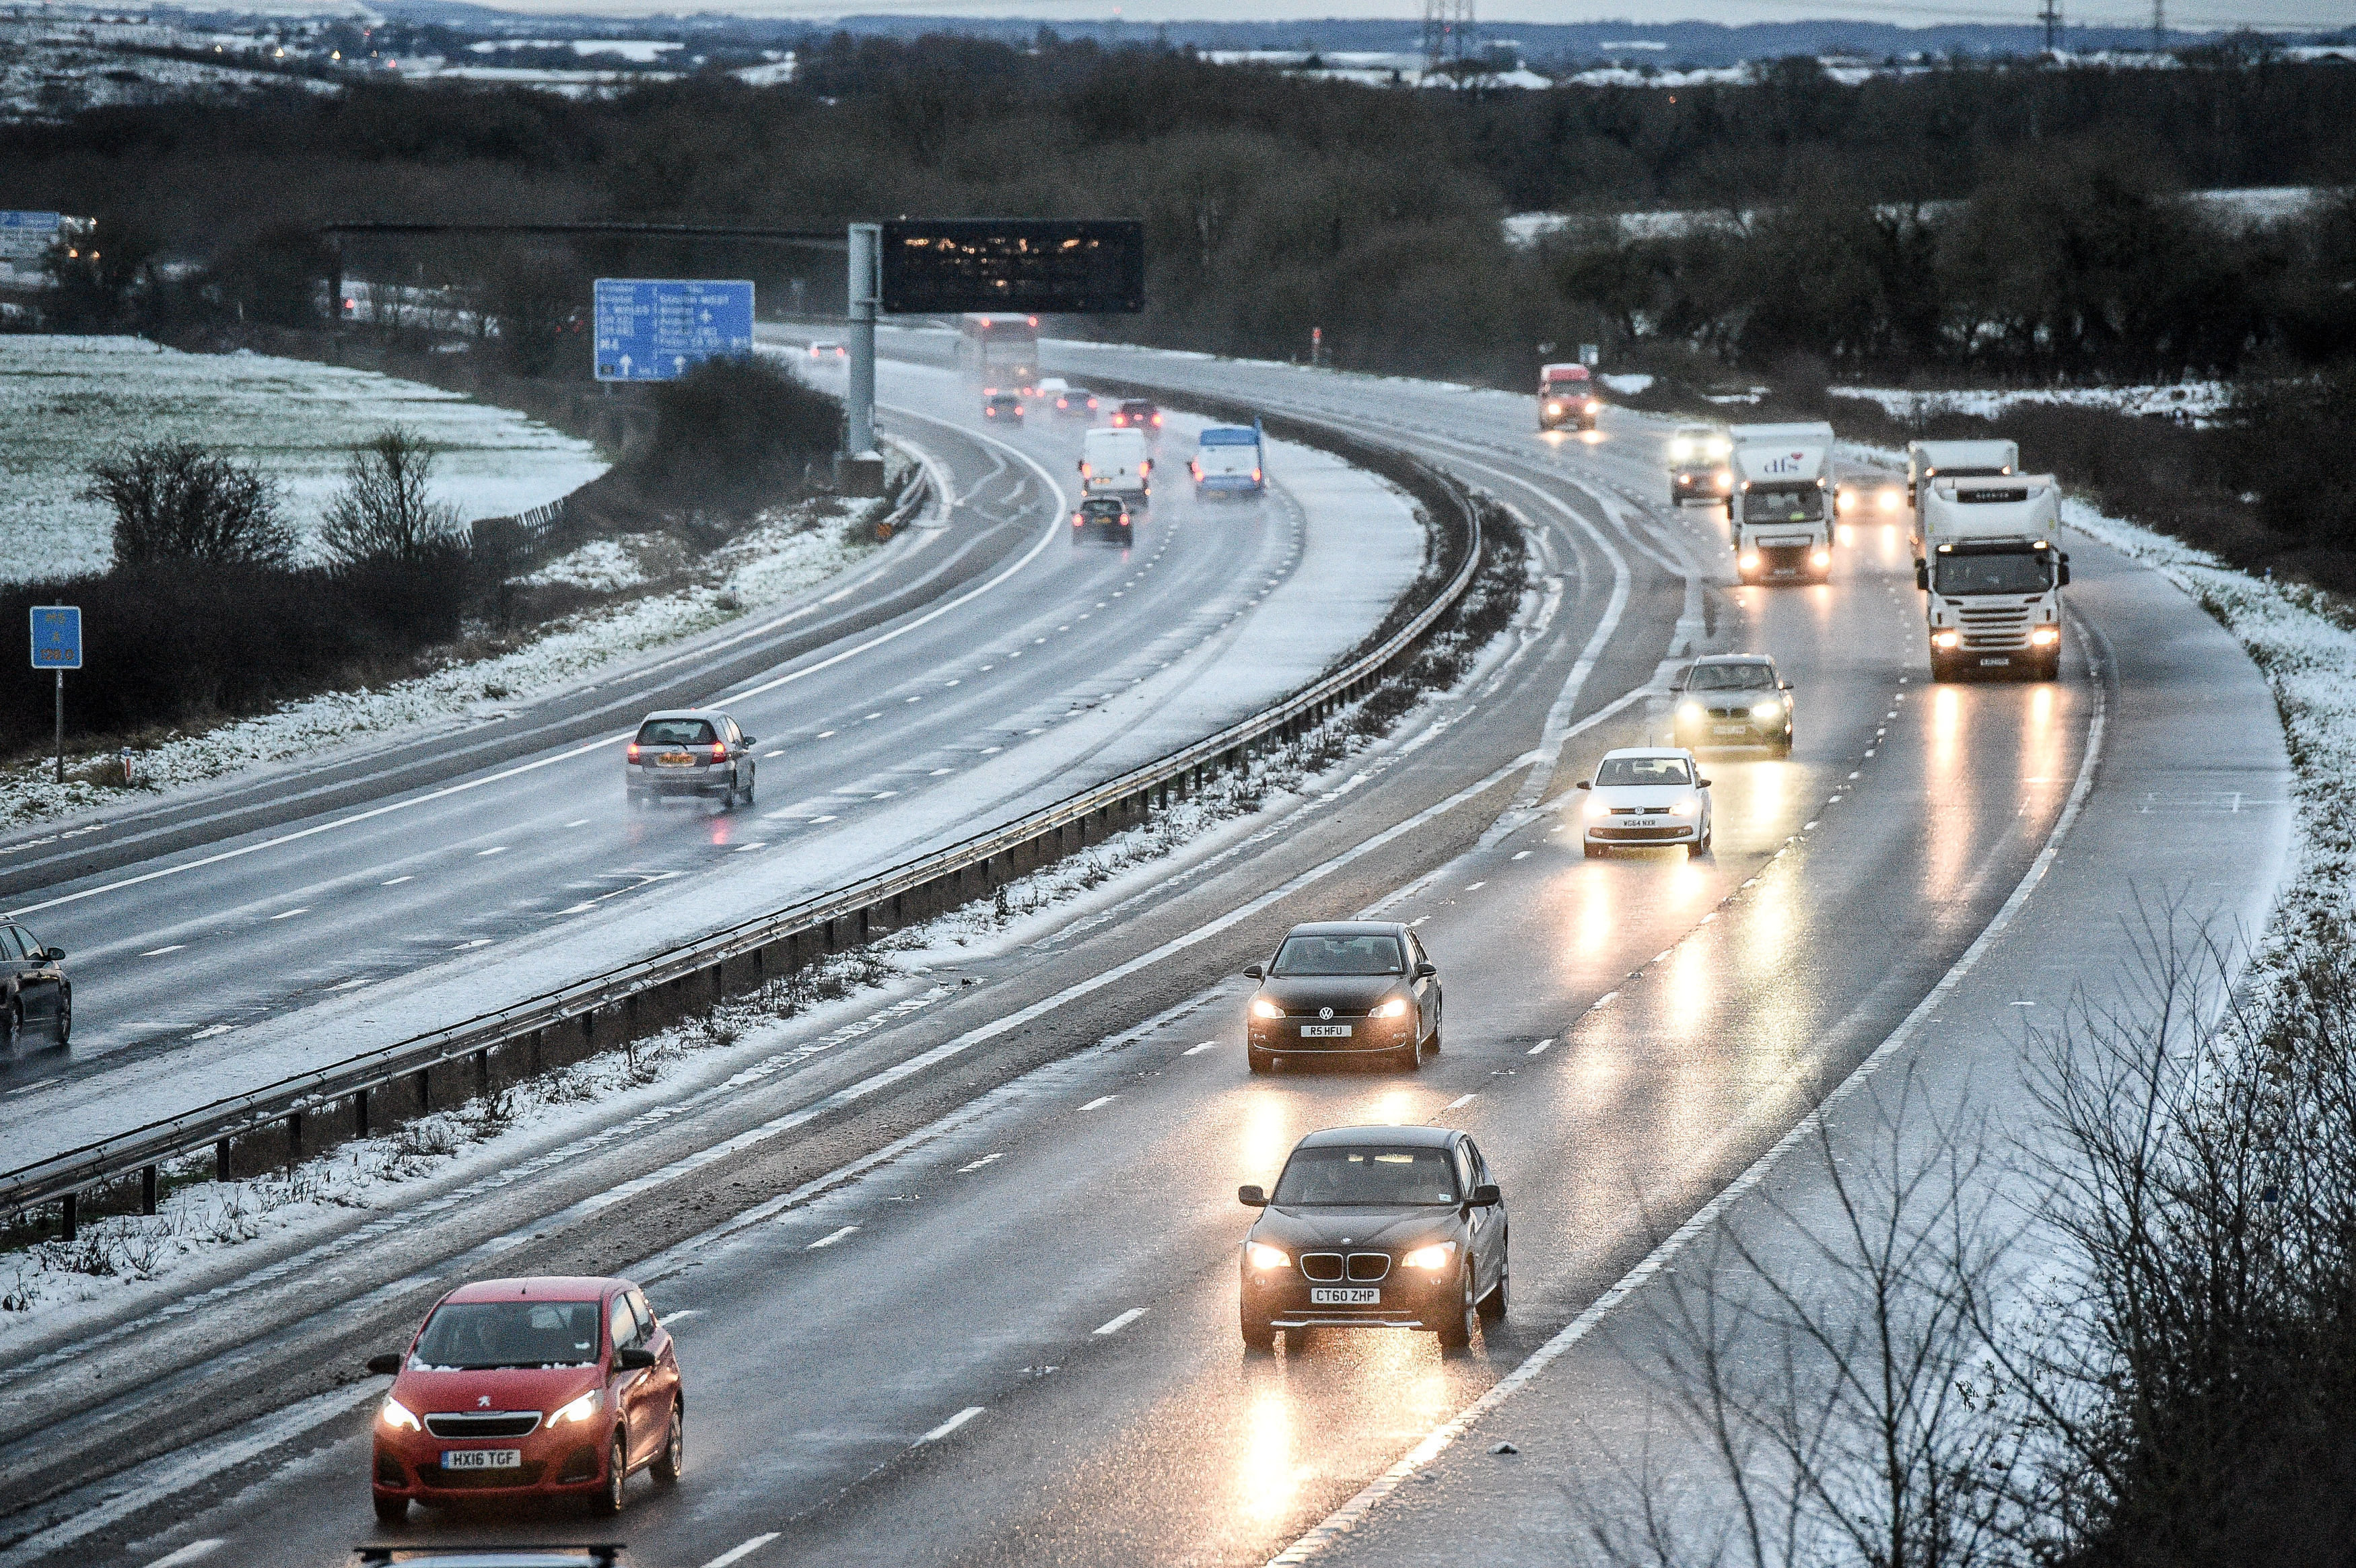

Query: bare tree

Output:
[319, 427, 466, 567]
[83, 442, 293, 568]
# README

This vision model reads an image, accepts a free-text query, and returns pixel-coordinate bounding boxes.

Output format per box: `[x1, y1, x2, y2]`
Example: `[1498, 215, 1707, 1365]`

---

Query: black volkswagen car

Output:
[1243, 921, 1441, 1073]
[1239, 1125, 1508, 1351]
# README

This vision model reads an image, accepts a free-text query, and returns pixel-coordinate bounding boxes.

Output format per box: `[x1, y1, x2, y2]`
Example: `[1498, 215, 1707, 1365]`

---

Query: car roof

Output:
[441, 1276, 623, 1305]
[1687, 653, 1774, 666]
[1279, 920, 1408, 939]
[637, 709, 727, 724]
[1294, 1124, 1457, 1150]
[1597, 746, 1696, 760]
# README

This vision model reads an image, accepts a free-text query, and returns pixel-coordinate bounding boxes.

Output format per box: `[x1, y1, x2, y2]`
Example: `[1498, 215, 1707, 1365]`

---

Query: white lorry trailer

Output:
[1189, 423, 1265, 499]
[1080, 426, 1152, 502]
[1727, 422, 1836, 584]
[1915, 473, 2071, 681]
[1906, 439, 2017, 507]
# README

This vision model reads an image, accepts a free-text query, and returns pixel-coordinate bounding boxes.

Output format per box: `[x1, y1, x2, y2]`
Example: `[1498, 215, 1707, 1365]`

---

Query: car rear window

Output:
[637, 719, 716, 746]
[1271, 933, 1404, 976]
[1274, 1147, 1458, 1206]
[1595, 756, 1693, 787]
[413, 1300, 603, 1369]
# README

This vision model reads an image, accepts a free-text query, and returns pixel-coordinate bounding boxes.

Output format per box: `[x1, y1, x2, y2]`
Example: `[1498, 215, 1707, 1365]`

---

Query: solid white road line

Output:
[806, 1225, 860, 1250]
[699, 1532, 780, 1568]
[140, 1542, 223, 1567]
[1093, 1308, 1148, 1336]
[919, 1406, 984, 1444]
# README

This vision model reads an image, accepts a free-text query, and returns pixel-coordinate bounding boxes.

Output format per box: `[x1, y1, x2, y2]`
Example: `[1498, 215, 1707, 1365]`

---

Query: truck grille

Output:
[1957, 606, 2030, 649]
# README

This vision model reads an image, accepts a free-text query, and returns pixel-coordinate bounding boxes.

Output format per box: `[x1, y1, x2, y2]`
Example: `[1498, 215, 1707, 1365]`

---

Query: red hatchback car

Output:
[368, 1276, 683, 1522]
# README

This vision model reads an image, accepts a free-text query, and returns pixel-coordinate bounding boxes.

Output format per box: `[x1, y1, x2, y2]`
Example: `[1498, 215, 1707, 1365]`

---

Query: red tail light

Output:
[626, 743, 640, 760]
[1152, 414, 1163, 427]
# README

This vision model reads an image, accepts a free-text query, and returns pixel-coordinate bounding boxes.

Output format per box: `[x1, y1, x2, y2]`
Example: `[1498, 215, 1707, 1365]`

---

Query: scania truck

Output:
[1727, 422, 1835, 584]
[1915, 474, 2071, 681]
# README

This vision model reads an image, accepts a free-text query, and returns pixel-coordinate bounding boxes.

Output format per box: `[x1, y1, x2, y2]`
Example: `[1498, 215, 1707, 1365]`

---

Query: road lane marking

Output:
[700, 1534, 780, 1568]
[476, 846, 506, 857]
[565, 818, 591, 826]
[381, 876, 413, 886]
[1184, 1040, 1218, 1055]
[733, 843, 768, 853]
[1511, 851, 1531, 860]
[919, 1407, 983, 1444]
[140, 945, 183, 956]
[1526, 1038, 1554, 1055]
[1464, 881, 1485, 891]
[806, 1225, 860, 1249]
[1079, 1096, 1116, 1110]
[189, 1024, 231, 1039]
[269, 908, 308, 920]
[1093, 1308, 1147, 1336]
[1444, 1094, 1476, 1110]
[956, 1153, 1003, 1172]
[140, 1540, 223, 1566]
[328, 978, 371, 991]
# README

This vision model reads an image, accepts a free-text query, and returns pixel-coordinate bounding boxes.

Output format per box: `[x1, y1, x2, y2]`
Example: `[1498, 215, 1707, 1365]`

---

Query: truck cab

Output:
[1727, 423, 1835, 584]
[1916, 475, 2070, 680]
[1539, 363, 1599, 431]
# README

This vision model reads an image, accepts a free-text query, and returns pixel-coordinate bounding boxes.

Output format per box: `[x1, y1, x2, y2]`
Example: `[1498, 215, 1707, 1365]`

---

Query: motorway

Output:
[0, 336, 2291, 1568]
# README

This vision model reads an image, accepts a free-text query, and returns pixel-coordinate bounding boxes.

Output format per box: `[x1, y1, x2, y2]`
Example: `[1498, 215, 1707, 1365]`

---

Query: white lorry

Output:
[1727, 422, 1835, 584]
[1906, 439, 2018, 547]
[1189, 423, 1265, 500]
[1915, 474, 2071, 681]
[1079, 425, 1151, 501]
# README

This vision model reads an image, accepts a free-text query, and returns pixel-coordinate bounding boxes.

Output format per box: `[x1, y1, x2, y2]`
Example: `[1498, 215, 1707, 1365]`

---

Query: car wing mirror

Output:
[1414, 962, 1437, 978]
[1915, 563, 1931, 592]
[1243, 964, 1264, 980]
[1468, 1184, 1502, 1208]
[42, 947, 64, 962]
[366, 1352, 404, 1376]
[615, 1346, 657, 1370]
[1778, 680, 1793, 691]
[1696, 778, 1713, 789]
[2056, 561, 2072, 587]
[1239, 1184, 1268, 1207]
[1575, 779, 1592, 790]
[740, 736, 757, 747]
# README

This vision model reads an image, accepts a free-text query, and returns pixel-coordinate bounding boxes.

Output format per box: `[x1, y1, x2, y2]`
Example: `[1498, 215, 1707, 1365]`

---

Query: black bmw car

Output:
[1239, 1125, 1509, 1351]
[1243, 921, 1441, 1073]
[1669, 653, 1794, 756]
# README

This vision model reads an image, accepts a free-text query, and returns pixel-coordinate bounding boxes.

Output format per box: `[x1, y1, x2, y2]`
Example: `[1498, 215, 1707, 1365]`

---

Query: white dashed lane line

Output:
[699, 1532, 780, 1568]
[1079, 1096, 1117, 1111]
[1445, 1094, 1478, 1110]
[1183, 1040, 1219, 1056]
[919, 1407, 984, 1444]
[1527, 1037, 1554, 1056]
[476, 846, 506, 857]
[381, 876, 413, 886]
[1093, 1308, 1148, 1337]
[269, 908, 308, 921]
[806, 1225, 860, 1250]
[956, 1153, 1004, 1172]
[141, 945, 183, 956]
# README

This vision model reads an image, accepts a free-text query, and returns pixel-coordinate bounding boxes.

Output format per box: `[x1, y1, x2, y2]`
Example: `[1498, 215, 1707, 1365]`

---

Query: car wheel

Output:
[1478, 1263, 1510, 1323]
[54, 988, 69, 1047]
[1436, 1266, 1477, 1351]
[1776, 736, 1793, 758]
[596, 1429, 628, 1516]
[1247, 1047, 1276, 1075]
[1, 1002, 18, 1055]
[740, 773, 755, 807]
[373, 1493, 409, 1525]
[653, 1401, 683, 1487]
[1241, 1314, 1277, 1353]
[1426, 1026, 1441, 1055]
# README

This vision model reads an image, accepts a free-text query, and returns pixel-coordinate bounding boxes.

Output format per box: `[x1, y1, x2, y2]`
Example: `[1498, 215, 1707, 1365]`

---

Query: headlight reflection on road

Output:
[1572, 878, 1615, 956]
[1238, 1386, 1300, 1523]
[1239, 1096, 1290, 1178]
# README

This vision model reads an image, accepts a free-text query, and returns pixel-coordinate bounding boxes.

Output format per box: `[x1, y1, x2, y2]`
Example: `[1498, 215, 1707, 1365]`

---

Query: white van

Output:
[1080, 426, 1151, 501]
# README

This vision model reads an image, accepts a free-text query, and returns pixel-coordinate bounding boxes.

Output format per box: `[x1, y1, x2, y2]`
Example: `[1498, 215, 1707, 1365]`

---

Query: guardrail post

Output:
[59, 1191, 75, 1242]
[414, 1069, 431, 1114]
[285, 1110, 303, 1168]
[474, 1049, 490, 1098]
[215, 1138, 232, 1183]
[354, 1087, 370, 1139]
[141, 1164, 158, 1215]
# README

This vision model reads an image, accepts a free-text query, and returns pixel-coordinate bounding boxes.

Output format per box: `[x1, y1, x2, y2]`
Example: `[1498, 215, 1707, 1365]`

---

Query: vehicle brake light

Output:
[1151, 414, 1162, 427]
[626, 743, 640, 760]
[1251, 469, 1262, 483]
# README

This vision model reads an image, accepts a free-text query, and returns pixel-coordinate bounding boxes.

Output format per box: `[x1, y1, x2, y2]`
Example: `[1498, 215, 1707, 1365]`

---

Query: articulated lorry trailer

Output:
[1916, 473, 2071, 680]
[1727, 422, 1835, 584]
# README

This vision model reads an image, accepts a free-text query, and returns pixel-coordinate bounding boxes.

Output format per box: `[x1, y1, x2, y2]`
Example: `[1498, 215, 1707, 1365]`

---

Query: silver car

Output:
[625, 709, 757, 810]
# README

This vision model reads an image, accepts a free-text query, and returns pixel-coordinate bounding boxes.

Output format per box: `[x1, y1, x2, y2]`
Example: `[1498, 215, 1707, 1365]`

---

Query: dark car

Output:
[1110, 398, 1162, 433]
[1070, 495, 1134, 546]
[625, 709, 757, 810]
[1053, 387, 1101, 419]
[1243, 920, 1441, 1073]
[1239, 1125, 1508, 1351]
[982, 390, 1024, 423]
[0, 920, 68, 1052]
[1671, 654, 1793, 755]
[366, 1275, 683, 1522]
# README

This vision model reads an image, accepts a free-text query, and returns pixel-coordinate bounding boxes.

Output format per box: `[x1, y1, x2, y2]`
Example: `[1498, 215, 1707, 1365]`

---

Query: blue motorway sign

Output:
[593, 279, 756, 382]
[0, 211, 61, 263]
[30, 606, 81, 670]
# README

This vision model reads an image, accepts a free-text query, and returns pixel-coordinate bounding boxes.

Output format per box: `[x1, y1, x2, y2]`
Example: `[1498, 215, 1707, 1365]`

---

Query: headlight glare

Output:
[1246, 1242, 1290, 1271]
[551, 1389, 602, 1426]
[2032, 626, 2059, 646]
[1250, 997, 1284, 1020]
[1670, 799, 1699, 818]
[1400, 1242, 1456, 1271]
[1371, 998, 1410, 1019]
[1933, 630, 1960, 649]
[1678, 701, 1704, 720]
[1751, 700, 1780, 719]
[380, 1395, 421, 1433]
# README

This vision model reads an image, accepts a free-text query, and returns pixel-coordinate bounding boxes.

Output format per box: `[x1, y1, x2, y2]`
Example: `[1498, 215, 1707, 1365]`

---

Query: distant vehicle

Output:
[1080, 425, 1151, 501]
[0, 919, 68, 1052]
[1111, 398, 1162, 433]
[1538, 362, 1599, 431]
[625, 710, 757, 810]
[366, 1275, 684, 1522]
[1917, 474, 2069, 680]
[1034, 376, 1071, 400]
[957, 312, 1039, 390]
[807, 341, 846, 359]
[982, 389, 1024, 423]
[1577, 748, 1712, 859]
[1667, 425, 1733, 507]
[1241, 920, 1441, 1073]
[1671, 655, 1793, 755]
[1052, 386, 1101, 419]
[1237, 1124, 1508, 1351]
[1070, 494, 1134, 546]
[1190, 423, 1265, 499]
[1906, 438, 2017, 512]
[1728, 422, 1835, 584]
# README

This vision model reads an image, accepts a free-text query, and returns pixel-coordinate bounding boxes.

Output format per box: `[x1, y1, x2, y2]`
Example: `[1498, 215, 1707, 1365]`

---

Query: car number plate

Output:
[1712, 724, 1747, 735]
[658, 752, 696, 767]
[441, 1449, 522, 1470]
[1298, 1023, 1352, 1038]
[1978, 656, 2011, 667]
[1310, 1287, 1379, 1305]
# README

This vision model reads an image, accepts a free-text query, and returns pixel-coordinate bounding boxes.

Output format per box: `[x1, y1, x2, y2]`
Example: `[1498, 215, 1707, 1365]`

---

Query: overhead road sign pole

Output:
[847, 223, 880, 460]
[30, 606, 81, 786]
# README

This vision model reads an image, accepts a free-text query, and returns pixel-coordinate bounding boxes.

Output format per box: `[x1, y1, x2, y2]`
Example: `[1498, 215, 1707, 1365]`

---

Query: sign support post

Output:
[30, 606, 81, 785]
[847, 222, 880, 460]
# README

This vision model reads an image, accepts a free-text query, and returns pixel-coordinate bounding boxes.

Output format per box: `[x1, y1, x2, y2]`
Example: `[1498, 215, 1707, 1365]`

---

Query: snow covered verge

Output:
[0, 494, 887, 832]
[1831, 379, 2231, 428]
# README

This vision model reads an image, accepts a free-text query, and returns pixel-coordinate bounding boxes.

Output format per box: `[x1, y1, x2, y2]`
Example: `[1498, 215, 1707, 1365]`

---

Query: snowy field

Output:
[0, 336, 605, 579]
[1831, 380, 2231, 427]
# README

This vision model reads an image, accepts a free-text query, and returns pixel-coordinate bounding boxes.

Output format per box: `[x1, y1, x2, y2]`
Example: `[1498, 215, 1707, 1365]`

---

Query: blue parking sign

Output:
[31, 606, 81, 670]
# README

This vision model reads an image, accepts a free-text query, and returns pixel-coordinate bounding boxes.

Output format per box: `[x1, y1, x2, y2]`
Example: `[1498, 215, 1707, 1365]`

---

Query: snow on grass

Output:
[0, 497, 883, 832]
[0, 336, 604, 579]
[1831, 380, 2231, 427]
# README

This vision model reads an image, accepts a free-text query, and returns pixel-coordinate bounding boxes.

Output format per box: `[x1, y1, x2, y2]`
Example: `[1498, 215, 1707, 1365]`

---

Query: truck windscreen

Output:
[1743, 487, 1824, 522]
[1933, 553, 2052, 595]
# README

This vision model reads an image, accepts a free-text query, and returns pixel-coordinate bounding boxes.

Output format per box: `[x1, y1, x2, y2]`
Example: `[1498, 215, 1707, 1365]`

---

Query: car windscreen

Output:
[1932, 553, 2052, 596]
[1270, 933, 1405, 976]
[1273, 1147, 1458, 1206]
[637, 719, 716, 746]
[1595, 756, 1693, 787]
[1685, 664, 1774, 692]
[1743, 487, 1824, 522]
[412, 1300, 604, 1369]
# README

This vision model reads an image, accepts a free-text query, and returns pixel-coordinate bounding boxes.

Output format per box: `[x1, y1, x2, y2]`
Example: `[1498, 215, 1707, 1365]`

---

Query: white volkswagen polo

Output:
[1577, 748, 1713, 859]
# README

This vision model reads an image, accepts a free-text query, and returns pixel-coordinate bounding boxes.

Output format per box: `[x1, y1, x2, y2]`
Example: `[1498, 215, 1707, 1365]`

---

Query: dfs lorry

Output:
[1915, 474, 2071, 680]
[1727, 423, 1835, 584]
